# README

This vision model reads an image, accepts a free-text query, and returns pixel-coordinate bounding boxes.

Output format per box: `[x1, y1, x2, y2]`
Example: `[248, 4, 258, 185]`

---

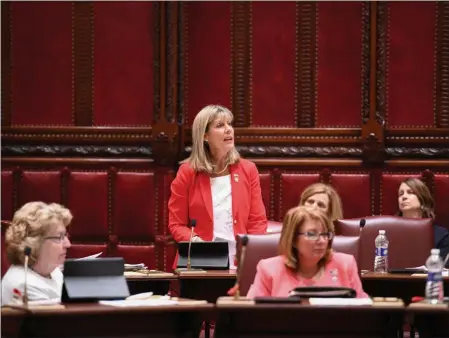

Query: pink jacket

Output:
[247, 252, 368, 298]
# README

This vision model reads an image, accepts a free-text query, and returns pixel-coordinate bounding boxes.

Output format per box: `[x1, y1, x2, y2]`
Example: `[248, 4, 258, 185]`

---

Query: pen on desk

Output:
[444, 253, 449, 268]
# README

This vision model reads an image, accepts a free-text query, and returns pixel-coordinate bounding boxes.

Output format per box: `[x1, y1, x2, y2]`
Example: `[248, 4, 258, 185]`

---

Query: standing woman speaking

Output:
[168, 105, 267, 267]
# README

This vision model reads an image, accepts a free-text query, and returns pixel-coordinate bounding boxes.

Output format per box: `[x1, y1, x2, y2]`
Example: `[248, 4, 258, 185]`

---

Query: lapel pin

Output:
[330, 269, 338, 282]
[234, 173, 239, 182]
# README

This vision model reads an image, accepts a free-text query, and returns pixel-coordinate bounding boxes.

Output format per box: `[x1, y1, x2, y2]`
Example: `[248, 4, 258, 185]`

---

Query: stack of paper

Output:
[309, 298, 373, 306]
[99, 298, 178, 307]
[407, 266, 449, 276]
[124, 263, 148, 271]
[76, 252, 103, 260]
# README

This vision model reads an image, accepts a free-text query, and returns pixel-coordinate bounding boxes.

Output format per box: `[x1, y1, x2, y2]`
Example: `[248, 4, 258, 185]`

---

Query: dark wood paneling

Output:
[1, 1, 12, 127]
[296, 2, 316, 128]
[73, 2, 94, 126]
[436, 1, 449, 128]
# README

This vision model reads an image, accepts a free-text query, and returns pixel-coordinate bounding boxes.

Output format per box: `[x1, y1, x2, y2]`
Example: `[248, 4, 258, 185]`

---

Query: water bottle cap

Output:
[379, 230, 385, 235]
[431, 248, 440, 255]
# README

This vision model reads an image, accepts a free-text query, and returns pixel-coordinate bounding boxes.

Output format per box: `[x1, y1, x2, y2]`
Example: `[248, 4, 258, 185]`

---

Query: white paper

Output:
[309, 298, 373, 306]
[28, 298, 61, 306]
[126, 292, 153, 300]
[76, 252, 103, 260]
[407, 265, 427, 270]
[125, 263, 147, 269]
[407, 265, 449, 273]
[99, 298, 178, 307]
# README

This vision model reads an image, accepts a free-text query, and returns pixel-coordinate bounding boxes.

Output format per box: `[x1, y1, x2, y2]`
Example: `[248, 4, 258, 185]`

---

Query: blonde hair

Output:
[279, 206, 334, 272]
[182, 104, 240, 173]
[398, 177, 435, 219]
[299, 183, 343, 221]
[5, 201, 73, 266]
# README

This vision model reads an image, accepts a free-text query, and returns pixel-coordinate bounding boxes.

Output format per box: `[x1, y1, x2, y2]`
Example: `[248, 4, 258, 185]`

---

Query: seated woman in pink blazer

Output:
[247, 206, 368, 298]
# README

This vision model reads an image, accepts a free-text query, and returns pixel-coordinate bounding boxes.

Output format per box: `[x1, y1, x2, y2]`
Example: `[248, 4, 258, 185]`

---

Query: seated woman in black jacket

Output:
[397, 177, 449, 266]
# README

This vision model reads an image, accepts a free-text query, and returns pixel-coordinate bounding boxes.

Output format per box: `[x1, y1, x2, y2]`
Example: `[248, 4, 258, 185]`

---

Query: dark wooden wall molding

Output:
[1, 1, 12, 127]
[295, 2, 317, 128]
[436, 1, 449, 128]
[231, 2, 251, 127]
[73, 2, 94, 126]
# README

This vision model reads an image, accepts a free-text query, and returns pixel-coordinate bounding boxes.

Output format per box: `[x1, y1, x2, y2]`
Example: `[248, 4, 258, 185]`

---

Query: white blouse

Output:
[1, 265, 63, 305]
[210, 175, 236, 269]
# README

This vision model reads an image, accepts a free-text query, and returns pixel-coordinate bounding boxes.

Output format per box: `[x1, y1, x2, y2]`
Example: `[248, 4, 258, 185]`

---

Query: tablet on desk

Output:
[177, 241, 229, 270]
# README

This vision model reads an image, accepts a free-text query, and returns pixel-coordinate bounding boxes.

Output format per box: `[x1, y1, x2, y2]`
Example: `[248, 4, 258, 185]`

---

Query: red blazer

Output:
[168, 159, 268, 245]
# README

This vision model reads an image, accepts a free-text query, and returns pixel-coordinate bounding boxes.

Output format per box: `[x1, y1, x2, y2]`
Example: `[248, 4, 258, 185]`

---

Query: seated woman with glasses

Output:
[2, 201, 72, 305]
[247, 206, 367, 298]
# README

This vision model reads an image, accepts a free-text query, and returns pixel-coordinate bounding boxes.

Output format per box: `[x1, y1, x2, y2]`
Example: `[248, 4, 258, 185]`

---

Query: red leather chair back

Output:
[266, 220, 282, 233]
[340, 216, 434, 270]
[1, 227, 11, 277]
[334, 218, 364, 236]
[332, 235, 361, 268]
[236, 233, 281, 296]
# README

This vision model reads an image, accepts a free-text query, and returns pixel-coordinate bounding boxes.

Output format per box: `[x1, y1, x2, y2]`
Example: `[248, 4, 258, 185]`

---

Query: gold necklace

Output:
[214, 164, 229, 175]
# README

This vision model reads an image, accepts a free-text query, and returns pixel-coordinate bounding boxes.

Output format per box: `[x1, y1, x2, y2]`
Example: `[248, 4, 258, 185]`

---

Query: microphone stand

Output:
[186, 226, 194, 270]
[234, 235, 248, 300]
[23, 247, 31, 307]
[175, 221, 205, 274]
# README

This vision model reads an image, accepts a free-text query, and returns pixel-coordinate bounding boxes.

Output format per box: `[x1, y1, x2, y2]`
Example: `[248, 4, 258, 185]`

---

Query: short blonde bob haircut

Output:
[279, 205, 335, 272]
[397, 177, 435, 220]
[299, 183, 343, 221]
[5, 201, 73, 266]
[182, 104, 240, 173]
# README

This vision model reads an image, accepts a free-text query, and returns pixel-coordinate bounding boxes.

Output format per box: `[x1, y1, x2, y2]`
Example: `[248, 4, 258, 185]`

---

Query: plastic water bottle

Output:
[425, 248, 445, 304]
[374, 230, 389, 273]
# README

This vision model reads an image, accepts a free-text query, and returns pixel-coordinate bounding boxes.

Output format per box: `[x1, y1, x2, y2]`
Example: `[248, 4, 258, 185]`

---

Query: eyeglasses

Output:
[298, 231, 334, 241]
[43, 233, 69, 243]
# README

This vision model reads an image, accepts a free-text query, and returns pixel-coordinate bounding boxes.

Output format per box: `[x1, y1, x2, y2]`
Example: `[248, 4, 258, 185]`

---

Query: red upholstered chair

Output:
[236, 233, 362, 296]
[337, 216, 433, 271]
[266, 220, 282, 233]
[236, 233, 281, 296]
[332, 235, 361, 268]
[334, 218, 364, 236]
[1, 227, 10, 277]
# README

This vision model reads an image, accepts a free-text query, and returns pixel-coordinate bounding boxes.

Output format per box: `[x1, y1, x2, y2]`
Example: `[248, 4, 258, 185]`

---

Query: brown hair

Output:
[397, 177, 435, 219]
[299, 183, 343, 221]
[279, 205, 335, 272]
[5, 201, 73, 266]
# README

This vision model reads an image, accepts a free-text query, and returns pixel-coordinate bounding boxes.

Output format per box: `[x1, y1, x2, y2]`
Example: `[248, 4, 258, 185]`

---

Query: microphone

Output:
[186, 219, 196, 269]
[359, 219, 366, 232]
[23, 246, 31, 307]
[175, 219, 204, 274]
[1, 220, 12, 227]
[234, 235, 249, 300]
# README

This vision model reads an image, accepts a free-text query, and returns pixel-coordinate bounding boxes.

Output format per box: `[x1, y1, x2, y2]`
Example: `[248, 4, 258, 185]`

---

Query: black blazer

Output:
[434, 224, 449, 267]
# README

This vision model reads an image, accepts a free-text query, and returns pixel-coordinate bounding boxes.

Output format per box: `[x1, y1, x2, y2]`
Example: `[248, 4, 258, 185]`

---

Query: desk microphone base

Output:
[174, 268, 205, 275]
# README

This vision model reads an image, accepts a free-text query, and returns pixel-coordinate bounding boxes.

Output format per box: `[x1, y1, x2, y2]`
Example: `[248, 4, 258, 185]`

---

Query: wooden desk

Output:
[214, 298, 404, 338]
[407, 302, 449, 338]
[1, 301, 212, 338]
[2, 307, 25, 338]
[177, 270, 236, 303]
[362, 272, 449, 304]
[125, 271, 177, 295]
